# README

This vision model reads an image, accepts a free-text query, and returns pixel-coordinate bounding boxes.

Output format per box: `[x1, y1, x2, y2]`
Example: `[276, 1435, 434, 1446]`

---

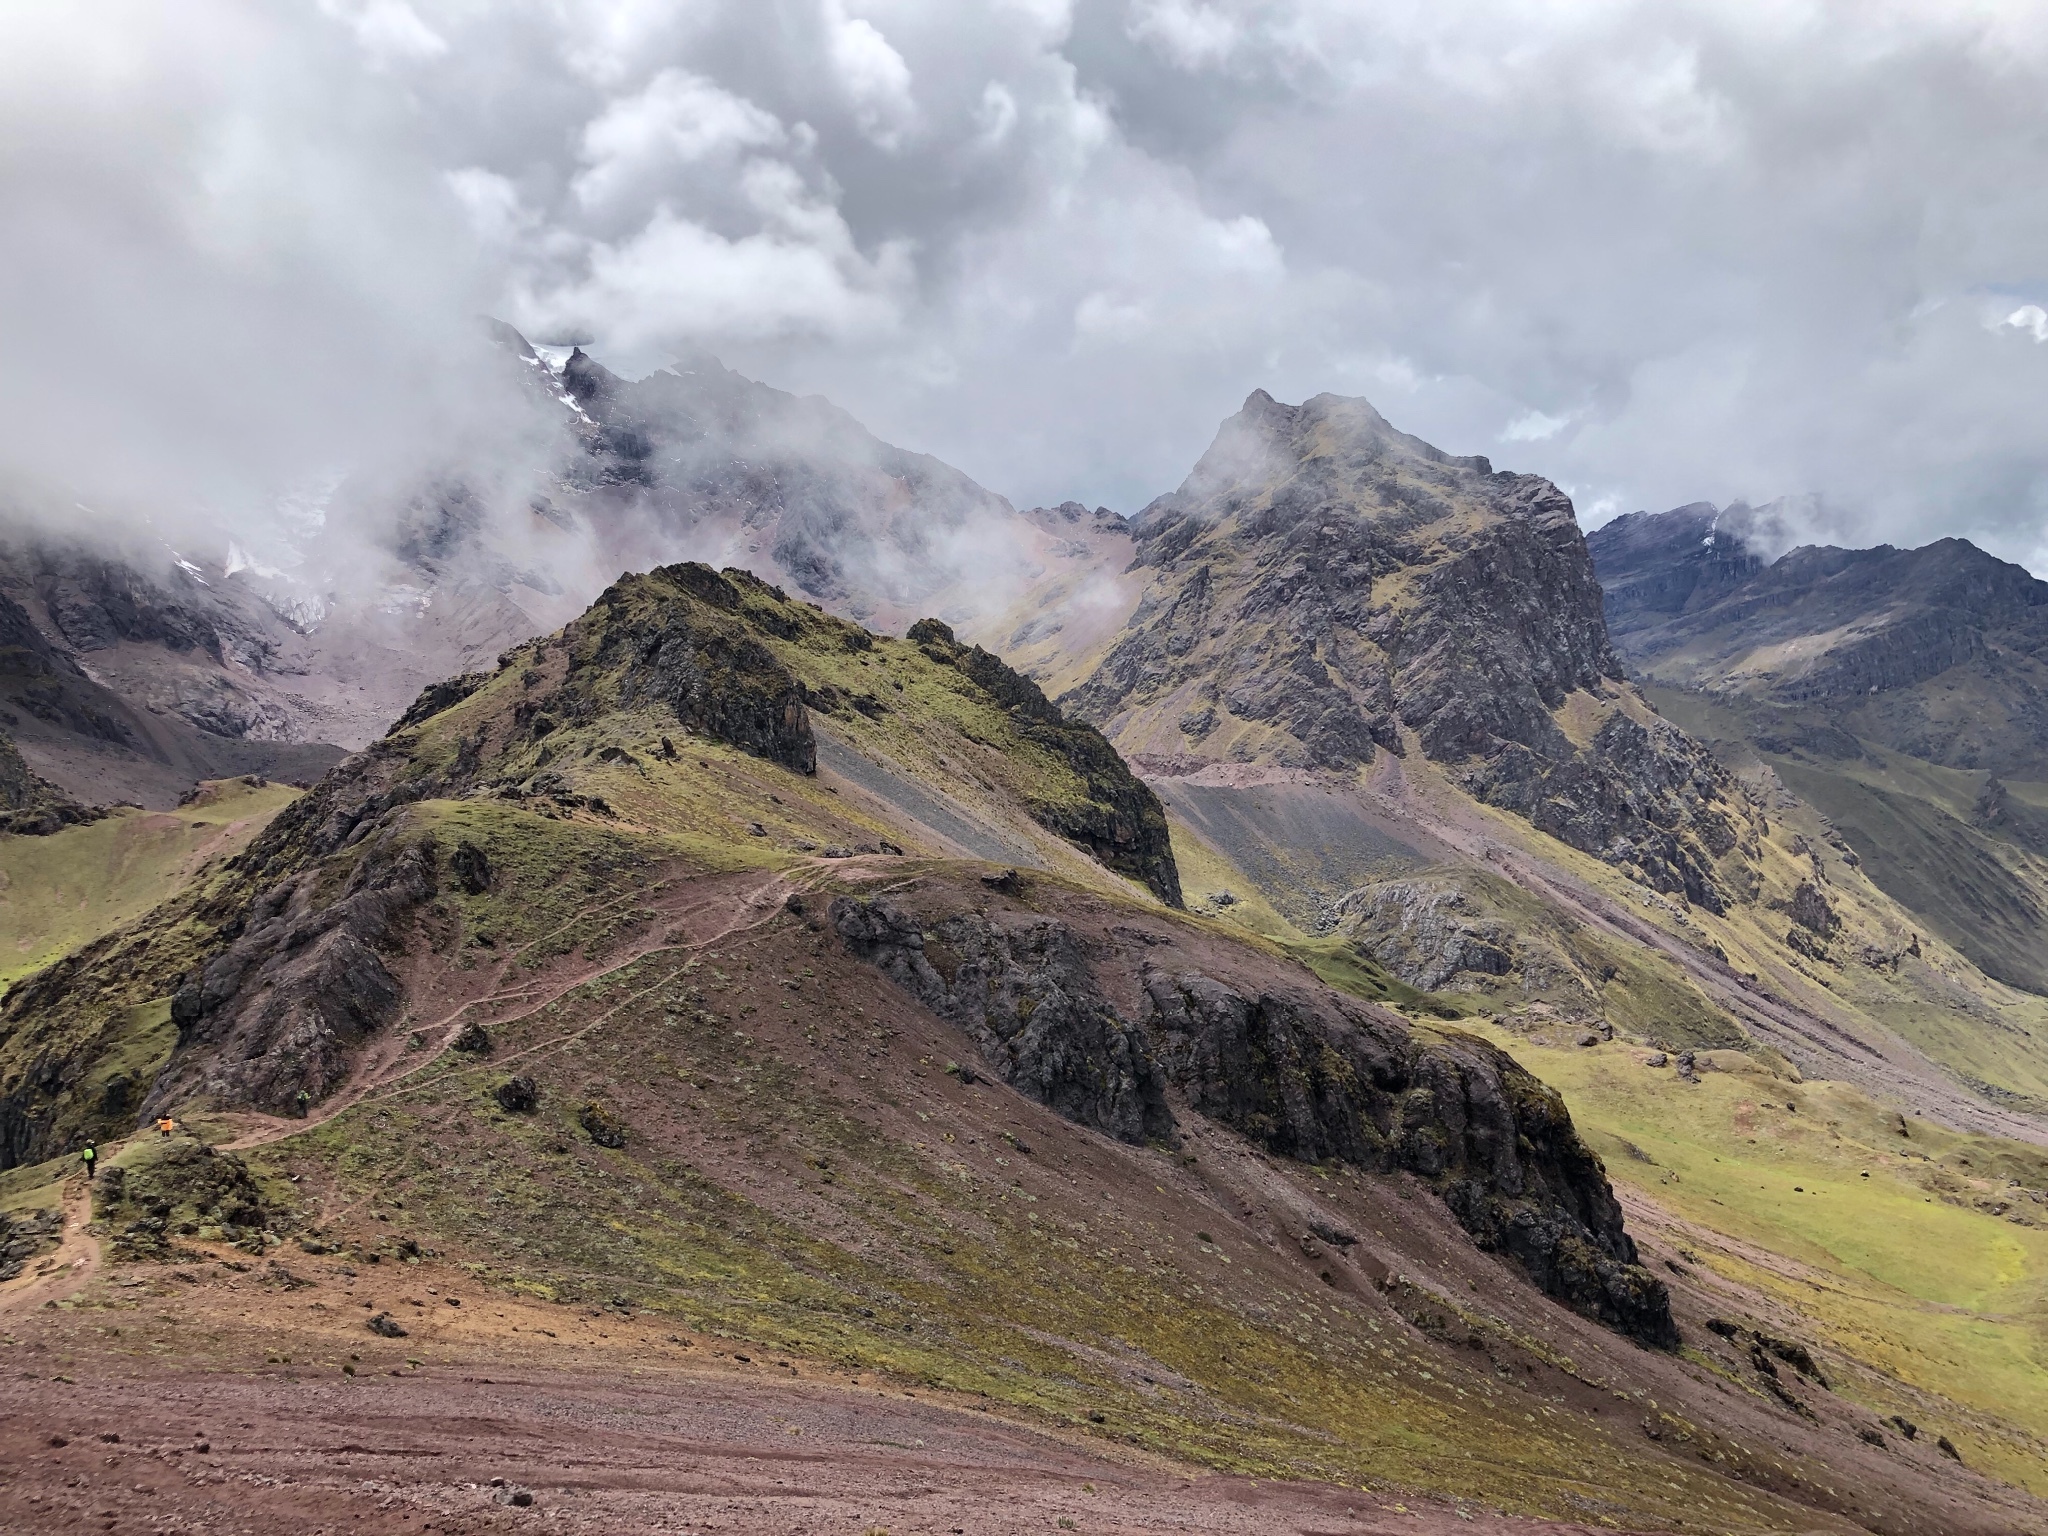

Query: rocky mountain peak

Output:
[1064, 391, 1752, 909]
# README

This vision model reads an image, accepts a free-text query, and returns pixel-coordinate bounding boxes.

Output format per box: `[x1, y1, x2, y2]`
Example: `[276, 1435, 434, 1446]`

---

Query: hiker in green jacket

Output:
[80, 1143, 97, 1181]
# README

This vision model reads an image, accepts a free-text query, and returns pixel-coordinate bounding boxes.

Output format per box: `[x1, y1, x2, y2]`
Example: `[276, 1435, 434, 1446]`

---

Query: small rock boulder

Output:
[495, 1075, 539, 1114]
[451, 840, 493, 895]
[366, 1311, 408, 1338]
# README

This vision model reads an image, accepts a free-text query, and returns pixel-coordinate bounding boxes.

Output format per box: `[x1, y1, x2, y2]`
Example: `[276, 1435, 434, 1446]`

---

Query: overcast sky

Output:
[7, 0, 2048, 569]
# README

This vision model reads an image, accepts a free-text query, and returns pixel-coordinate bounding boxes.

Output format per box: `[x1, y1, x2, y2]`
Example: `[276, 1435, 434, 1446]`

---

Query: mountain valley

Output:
[2, 371, 2047, 1535]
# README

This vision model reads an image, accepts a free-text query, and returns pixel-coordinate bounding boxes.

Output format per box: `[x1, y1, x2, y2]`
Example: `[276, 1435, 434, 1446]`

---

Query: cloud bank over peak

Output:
[6, 1, 2048, 571]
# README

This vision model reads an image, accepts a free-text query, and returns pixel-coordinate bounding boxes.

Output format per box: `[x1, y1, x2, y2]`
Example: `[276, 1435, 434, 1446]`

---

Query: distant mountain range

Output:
[0, 324, 1117, 807]
[1591, 501, 2048, 775]
[1589, 504, 2048, 998]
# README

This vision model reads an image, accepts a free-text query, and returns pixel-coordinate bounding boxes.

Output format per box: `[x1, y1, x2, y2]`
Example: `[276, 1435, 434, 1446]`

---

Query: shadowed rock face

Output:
[832, 890, 1677, 1347]
[559, 564, 817, 776]
[0, 586, 141, 751]
[1064, 390, 1752, 911]
[833, 896, 1177, 1146]
[155, 832, 431, 1116]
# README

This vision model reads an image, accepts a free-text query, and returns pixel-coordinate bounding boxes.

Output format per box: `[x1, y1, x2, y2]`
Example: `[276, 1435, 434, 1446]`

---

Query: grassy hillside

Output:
[8, 564, 2047, 1533]
[1476, 1025, 2048, 1497]
[0, 777, 300, 988]
[1648, 685, 2048, 1001]
[13, 842, 2029, 1530]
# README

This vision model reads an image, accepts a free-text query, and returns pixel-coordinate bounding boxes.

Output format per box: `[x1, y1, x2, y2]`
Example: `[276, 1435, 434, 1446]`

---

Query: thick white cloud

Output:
[822, 0, 919, 147]
[571, 69, 788, 213]
[6, 0, 2048, 567]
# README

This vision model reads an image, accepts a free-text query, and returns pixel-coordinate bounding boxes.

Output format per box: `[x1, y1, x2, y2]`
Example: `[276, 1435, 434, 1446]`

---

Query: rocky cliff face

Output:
[832, 886, 1676, 1346]
[0, 537, 338, 744]
[1589, 506, 2048, 777]
[1063, 391, 1754, 911]
[1587, 502, 1774, 634]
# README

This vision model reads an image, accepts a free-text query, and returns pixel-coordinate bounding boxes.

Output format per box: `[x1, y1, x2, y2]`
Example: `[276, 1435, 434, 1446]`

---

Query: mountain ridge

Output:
[1, 558, 1682, 1353]
[1589, 504, 2048, 1000]
[8, 375, 2048, 1530]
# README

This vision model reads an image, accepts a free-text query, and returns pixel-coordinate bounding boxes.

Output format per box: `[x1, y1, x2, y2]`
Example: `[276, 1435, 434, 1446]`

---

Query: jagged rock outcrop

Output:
[1778, 880, 1840, 938]
[1464, 711, 1743, 911]
[1064, 390, 1753, 909]
[907, 619, 1181, 906]
[1142, 967, 1673, 1345]
[92, 1138, 281, 1259]
[1333, 878, 1521, 994]
[0, 1205, 61, 1279]
[832, 890, 1676, 1346]
[1973, 777, 2048, 858]
[0, 727, 104, 835]
[23, 544, 269, 666]
[1588, 501, 1777, 633]
[155, 827, 434, 1115]
[833, 896, 1176, 1145]
[550, 564, 816, 775]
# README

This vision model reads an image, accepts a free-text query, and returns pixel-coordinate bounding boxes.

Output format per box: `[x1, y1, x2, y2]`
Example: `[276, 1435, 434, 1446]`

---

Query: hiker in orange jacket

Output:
[157, 1115, 176, 1139]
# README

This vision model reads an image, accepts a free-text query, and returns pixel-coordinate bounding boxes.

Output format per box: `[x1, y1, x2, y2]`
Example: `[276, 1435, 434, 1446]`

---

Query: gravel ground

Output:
[0, 1354, 1622, 1536]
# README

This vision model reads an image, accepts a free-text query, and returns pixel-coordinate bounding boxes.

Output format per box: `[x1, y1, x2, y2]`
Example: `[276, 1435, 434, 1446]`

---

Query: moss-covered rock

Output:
[578, 1097, 628, 1148]
[93, 1136, 286, 1259]
[552, 564, 816, 774]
